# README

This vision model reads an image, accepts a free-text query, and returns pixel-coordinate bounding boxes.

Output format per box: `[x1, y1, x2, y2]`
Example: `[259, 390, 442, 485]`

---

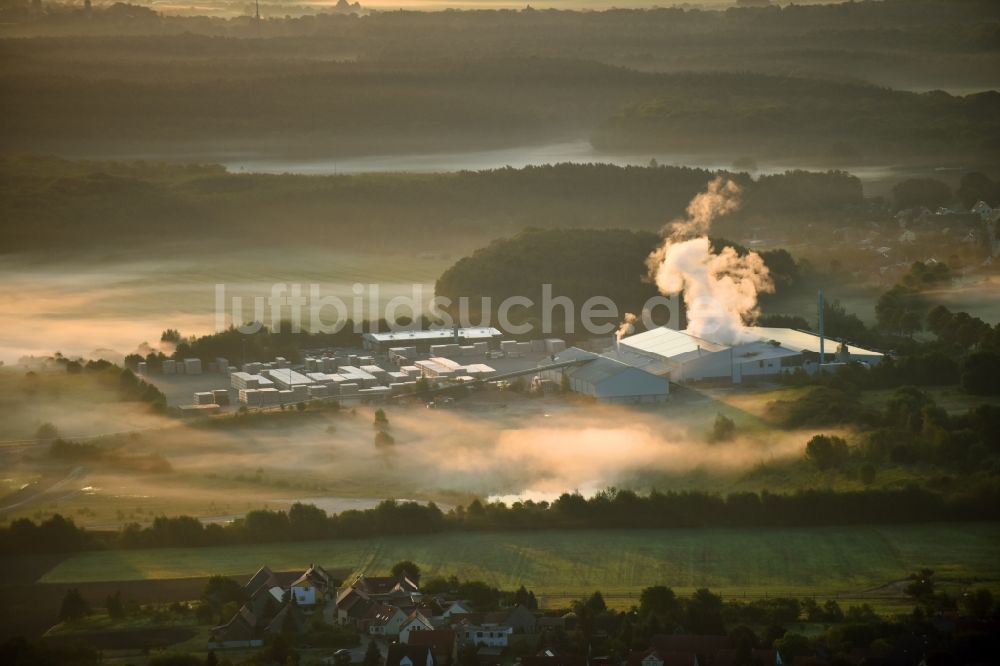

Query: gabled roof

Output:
[267, 601, 307, 635]
[367, 602, 405, 626]
[620, 327, 727, 360]
[407, 629, 457, 651]
[244, 565, 280, 594]
[212, 604, 258, 641]
[386, 644, 435, 666]
[627, 648, 698, 666]
[748, 327, 883, 358]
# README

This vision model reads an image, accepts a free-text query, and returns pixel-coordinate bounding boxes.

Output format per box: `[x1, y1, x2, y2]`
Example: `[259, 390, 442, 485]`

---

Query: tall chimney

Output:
[818, 288, 825, 367]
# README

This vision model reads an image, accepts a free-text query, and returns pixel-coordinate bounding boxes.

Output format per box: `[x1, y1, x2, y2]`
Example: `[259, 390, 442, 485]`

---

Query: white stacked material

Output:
[193, 391, 215, 405]
[500, 340, 518, 353]
[306, 372, 331, 382]
[305, 358, 319, 372]
[400, 365, 421, 378]
[179, 404, 220, 416]
[258, 387, 280, 405]
[308, 385, 328, 398]
[430, 357, 463, 370]
[358, 356, 374, 365]
[231, 372, 259, 390]
[227, 366, 237, 375]
[176, 362, 186, 375]
[387, 371, 408, 382]
[291, 385, 309, 399]
[212, 389, 230, 405]
[243, 362, 262, 374]
[275, 357, 289, 368]
[388, 346, 417, 363]
[416, 359, 453, 377]
[544, 339, 566, 353]
[265, 368, 313, 390]
[184, 358, 202, 374]
[517, 341, 532, 353]
[240, 389, 262, 406]
[430, 343, 461, 356]
[321, 357, 338, 372]
[325, 374, 347, 388]
[459, 345, 476, 357]
[361, 365, 388, 381]
[324, 382, 341, 396]
[337, 366, 377, 387]
[339, 382, 359, 396]
[473, 342, 489, 354]
[277, 389, 295, 403]
[454, 375, 475, 383]
[162, 359, 176, 374]
[389, 381, 416, 394]
[216, 358, 229, 374]
[358, 386, 390, 397]
[137, 361, 147, 374]
[465, 363, 496, 378]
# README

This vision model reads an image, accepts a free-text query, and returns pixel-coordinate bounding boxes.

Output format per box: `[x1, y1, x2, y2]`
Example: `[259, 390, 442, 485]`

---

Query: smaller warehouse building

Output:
[363, 327, 502, 353]
[545, 348, 669, 404]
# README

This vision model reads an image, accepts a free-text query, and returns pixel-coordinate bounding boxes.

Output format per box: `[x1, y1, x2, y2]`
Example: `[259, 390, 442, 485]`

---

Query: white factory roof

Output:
[265, 368, 313, 385]
[619, 327, 727, 361]
[363, 327, 502, 342]
[748, 327, 883, 358]
[729, 340, 802, 363]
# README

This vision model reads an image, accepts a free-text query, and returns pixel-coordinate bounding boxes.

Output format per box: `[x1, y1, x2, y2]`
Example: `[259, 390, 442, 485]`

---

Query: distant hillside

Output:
[0, 158, 862, 254]
[592, 77, 1000, 162]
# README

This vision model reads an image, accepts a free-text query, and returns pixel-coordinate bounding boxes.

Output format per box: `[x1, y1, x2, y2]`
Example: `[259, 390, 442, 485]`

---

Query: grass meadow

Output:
[42, 523, 1000, 604]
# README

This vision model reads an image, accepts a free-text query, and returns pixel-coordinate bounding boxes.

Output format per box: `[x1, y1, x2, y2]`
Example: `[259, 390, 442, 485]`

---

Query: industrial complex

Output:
[147, 322, 884, 412]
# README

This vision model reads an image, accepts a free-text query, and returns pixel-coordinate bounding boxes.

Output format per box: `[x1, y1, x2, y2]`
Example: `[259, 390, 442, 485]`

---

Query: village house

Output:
[209, 605, 262, 649]
[290, 564, 333, 606]
[405, 628, 459, 665]
[364, 602, 410, 636]
[399, 610, 436, 642]
[386, 644, 437, 666]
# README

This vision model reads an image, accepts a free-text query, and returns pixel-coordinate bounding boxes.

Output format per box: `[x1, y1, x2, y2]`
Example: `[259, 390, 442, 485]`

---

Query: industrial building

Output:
[618, 326, 883, 384]
[543, 348, 669, 404]
[362, 327, 503, 353]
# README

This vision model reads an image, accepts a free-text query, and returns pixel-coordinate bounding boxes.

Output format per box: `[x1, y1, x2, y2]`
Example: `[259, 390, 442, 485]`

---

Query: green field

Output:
[43, 524, 1000, 602]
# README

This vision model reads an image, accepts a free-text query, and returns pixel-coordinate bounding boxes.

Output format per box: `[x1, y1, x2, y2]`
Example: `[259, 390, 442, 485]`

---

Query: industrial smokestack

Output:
[818, 288, 825, 367]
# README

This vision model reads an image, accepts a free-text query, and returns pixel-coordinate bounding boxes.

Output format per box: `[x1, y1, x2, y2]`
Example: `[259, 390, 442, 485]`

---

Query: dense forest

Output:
[0, 157, 863, 253]
[434, 228, 806, 334]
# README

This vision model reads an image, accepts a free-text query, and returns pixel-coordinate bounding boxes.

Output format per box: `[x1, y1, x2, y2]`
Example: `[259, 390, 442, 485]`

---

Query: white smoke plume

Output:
[646, 177, 773, 345]
[615, 312, 637, 341]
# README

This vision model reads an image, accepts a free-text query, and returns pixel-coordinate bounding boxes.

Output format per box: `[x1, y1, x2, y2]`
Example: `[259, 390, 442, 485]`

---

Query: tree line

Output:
[4, 484, 999, 556]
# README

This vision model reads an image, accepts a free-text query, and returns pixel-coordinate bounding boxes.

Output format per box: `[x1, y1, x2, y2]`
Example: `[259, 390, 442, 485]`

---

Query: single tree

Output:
[363, 640, 381, 666]
[105, 590, 124, 619]
[391, 560, 421, 582]
[59, 588, 89, 622]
